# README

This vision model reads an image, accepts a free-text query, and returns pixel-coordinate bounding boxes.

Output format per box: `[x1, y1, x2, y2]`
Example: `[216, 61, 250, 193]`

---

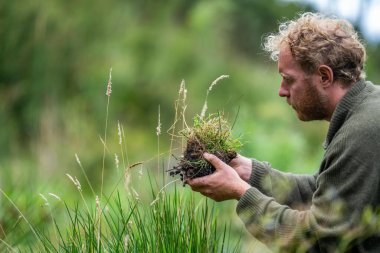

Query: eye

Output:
[283, 76, 294, 85]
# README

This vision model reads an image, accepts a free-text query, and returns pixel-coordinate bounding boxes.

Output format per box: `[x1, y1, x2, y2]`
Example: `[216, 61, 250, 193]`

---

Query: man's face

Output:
[277, 46, 329, 121]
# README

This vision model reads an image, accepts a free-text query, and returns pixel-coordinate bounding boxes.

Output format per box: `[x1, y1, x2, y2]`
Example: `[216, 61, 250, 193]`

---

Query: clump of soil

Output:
[170, 139, 237, 184]
[168, 113, 241, 186]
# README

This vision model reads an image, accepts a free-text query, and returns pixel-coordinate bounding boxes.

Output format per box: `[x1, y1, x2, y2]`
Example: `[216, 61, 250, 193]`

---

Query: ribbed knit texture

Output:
[237, 80, 380, 253]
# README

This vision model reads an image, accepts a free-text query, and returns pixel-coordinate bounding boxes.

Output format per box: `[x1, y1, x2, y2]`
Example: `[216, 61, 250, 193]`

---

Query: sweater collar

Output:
[323, 79, 368, 149]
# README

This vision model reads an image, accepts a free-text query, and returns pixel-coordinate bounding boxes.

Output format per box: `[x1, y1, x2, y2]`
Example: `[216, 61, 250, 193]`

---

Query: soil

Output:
[169, 138, 237, 185]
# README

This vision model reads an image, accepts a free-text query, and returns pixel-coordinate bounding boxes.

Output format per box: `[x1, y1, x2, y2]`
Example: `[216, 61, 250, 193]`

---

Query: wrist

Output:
[235, 181, 251, 200]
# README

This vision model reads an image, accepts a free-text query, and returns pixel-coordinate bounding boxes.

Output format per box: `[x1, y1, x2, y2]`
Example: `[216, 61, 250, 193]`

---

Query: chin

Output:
[297, 112, 326, 121]
[296, 111, 313, 121]
[297, 115, 310, 121]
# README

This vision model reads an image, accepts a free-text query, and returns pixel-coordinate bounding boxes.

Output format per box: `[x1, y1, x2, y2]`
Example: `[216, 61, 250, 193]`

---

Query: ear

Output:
[318, 65, 334, 88]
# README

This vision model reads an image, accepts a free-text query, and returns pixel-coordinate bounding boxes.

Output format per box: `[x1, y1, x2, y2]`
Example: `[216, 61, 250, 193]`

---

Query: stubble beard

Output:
[293, 80, 329, 121]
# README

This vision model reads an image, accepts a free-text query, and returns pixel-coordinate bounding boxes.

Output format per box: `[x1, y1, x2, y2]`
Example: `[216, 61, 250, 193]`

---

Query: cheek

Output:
[290, 84, 305, 98]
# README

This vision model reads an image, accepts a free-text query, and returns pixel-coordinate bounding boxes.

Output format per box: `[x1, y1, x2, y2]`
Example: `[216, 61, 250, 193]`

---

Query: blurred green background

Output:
[1, 0, 380, 250]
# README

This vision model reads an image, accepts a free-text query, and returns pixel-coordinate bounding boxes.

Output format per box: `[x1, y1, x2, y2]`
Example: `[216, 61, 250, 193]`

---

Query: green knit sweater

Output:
[237, 80, 380, 253]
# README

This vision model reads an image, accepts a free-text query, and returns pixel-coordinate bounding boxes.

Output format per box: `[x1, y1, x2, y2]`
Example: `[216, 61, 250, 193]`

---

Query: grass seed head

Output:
[48, 193, 61, 201]
[114, 153, 119, 170]
[118, 121, 122, 145]
[75, 153, 82, 167]
[106, 67, 112, 97]
[66, 174, 82, 191]
[39, 193, 49, 206]
[179, 79, 185, 95]
[208, 75, 229, 92]
[156, 105, 161, 136]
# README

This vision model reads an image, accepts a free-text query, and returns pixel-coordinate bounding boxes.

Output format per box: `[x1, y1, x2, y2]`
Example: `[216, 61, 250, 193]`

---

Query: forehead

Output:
[278, 46, 304, 76]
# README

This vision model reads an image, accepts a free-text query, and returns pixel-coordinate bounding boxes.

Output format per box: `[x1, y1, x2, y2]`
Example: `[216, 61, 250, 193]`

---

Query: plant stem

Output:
[0, 189, 42, 248]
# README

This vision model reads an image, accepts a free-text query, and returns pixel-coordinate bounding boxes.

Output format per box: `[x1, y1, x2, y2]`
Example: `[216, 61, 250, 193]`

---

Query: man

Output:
[188, 13, 380, 252]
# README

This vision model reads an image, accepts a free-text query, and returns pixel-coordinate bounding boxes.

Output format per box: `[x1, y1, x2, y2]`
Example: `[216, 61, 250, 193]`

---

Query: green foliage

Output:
[0, 56, 244, 252]
[2, 1, 380, 252]
[0, 0, 342, 163]
[1, 187, 241, 252]
[228, 0, 313, 58]
[183, 113, 242, 154]
[2, 0, 376, 185]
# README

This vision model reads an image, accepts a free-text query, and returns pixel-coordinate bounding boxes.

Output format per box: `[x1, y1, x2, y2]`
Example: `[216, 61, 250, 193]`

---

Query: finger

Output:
[186, 177, 206, 191]
[203, 152, 227, 171]
[228, 156, 239, 166]
[229, 153, 244, 165]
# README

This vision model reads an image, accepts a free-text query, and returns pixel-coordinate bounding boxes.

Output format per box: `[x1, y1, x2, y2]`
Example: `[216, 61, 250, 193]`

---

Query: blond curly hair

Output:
[264, 12, 366, 86]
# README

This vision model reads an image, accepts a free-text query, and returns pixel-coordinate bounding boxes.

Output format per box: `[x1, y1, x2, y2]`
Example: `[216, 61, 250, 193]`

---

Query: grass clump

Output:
[168, 75, 242, 185]
[0, 183, 242, 252]
[169, 113, 242, 184]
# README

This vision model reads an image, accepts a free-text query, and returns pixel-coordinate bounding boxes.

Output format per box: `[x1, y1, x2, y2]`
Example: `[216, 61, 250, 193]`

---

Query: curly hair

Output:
[263, 12, 366, 86]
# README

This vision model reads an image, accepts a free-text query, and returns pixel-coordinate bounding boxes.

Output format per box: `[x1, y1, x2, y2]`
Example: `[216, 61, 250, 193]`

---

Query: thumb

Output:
[203, 152, 226, 171]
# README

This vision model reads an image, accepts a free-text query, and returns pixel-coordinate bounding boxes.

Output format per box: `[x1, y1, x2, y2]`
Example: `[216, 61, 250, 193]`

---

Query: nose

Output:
[278, 83, 289, 97]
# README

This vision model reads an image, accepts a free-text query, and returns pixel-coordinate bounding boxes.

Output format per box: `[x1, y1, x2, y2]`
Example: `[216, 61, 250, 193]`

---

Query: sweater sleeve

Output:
[237, 127, 380, 251]
[249, 158, 317, 208]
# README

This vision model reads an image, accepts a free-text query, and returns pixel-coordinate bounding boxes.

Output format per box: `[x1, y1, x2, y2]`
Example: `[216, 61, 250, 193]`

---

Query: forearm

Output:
[250, 159, 316, 207]
[236, 187, 358, 252]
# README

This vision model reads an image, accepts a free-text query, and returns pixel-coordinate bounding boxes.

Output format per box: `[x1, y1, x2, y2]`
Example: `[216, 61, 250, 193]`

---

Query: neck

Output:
[325, 81, 354, 121]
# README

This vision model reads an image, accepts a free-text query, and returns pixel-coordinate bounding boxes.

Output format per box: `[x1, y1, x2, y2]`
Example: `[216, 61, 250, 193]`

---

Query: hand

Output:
[229, 154, 253, 182]
[187, 153, 251, 202]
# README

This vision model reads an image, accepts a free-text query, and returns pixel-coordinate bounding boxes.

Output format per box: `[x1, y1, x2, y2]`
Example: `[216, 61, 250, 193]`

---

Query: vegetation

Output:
[170, 113, 242, 183]
[1, 185, 241, 252]
[169, 75, 242, 183]
[0, 73, 244, 252]
[1, 0, 380, 252]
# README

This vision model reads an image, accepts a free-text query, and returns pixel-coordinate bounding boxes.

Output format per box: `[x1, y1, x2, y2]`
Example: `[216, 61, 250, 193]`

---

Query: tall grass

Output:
[26, 187, 239, 252]
[0, 74, 242, 252]
[0, 180, 241, 252]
